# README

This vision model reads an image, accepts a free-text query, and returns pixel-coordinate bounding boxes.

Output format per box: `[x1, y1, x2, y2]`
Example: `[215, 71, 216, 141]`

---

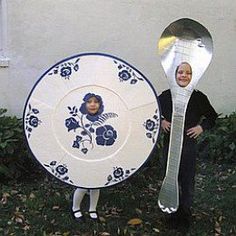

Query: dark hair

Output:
[175, 62, 192, 78]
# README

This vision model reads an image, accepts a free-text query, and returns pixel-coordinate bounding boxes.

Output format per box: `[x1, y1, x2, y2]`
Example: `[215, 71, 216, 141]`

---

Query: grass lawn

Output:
[0, 158, 235, 236]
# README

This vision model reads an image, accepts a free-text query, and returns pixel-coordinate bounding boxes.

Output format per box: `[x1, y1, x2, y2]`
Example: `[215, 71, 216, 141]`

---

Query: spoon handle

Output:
[158, 97, 188, 213]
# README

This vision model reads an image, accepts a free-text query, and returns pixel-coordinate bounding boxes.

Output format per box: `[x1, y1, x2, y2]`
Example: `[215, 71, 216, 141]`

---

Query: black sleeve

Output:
[158, 93, 165, 119]
[158, 90, 171, 121]
[199, 93, 218, 131]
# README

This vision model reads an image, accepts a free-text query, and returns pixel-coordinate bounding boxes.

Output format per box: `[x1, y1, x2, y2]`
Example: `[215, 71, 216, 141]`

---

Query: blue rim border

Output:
[23, 52, 162, 189]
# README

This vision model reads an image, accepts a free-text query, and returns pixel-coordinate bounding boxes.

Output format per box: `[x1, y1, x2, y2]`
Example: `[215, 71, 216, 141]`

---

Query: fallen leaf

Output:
[52, 206, 60, 210]
[11, 190, 18, 195]
[215, 221, 221, 235]
[63, 232, 70, 236]
[51, 219, 56, 224]
[3, 192, 10, 197]
[127, 218, 142, 225]
[99, 216, 106, 223]
[135, 208, 142, 215]
[153, 228, 160, 233]
[29, 193, 36, 199]
[99, 232, 110, 236]
[1, 192, 10, 204]
[13, 212, 25, 225]
[218, 216, 223, 222]
[117, 227, 120, 235]
[23, 225, 30, 231]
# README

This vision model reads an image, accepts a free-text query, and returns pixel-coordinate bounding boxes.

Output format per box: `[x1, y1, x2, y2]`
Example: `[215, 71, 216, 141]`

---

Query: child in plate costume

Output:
[72, 94, 102, 221]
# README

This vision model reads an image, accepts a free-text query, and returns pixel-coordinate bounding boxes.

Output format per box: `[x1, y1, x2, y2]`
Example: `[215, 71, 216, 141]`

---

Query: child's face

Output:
[176, 63, 192, 87]
[86, 97, 100, 115]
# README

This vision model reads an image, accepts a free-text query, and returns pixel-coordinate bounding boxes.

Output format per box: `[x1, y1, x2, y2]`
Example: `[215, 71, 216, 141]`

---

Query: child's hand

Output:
[186, 125, 203, 139]
[161, 119, 171, 133]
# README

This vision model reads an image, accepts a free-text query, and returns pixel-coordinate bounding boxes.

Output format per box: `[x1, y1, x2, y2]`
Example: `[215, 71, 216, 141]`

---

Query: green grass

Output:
[0, 159, 235, 236]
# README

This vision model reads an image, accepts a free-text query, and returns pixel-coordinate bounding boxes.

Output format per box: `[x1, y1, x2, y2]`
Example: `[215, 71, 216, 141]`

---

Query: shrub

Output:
[198, 112, 236, 163]
[0, 108, 35, 179]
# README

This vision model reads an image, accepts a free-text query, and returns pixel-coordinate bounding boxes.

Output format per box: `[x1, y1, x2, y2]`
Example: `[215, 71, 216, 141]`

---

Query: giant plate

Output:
[23, 53, 161, 188]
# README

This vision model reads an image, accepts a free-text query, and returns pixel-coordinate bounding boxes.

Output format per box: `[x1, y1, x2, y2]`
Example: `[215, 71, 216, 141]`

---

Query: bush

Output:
[0, 108, 35, 179]
[198, 112, 236, 163]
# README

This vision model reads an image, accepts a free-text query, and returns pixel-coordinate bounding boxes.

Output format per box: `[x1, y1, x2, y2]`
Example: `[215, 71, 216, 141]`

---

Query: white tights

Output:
[72, 188, 100, 218]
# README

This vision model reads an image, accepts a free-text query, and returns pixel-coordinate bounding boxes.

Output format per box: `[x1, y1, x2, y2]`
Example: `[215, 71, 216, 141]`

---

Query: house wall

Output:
[0, 0, 235, 116]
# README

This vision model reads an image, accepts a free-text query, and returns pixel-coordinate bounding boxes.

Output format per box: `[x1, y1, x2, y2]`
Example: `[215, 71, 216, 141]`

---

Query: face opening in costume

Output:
[86, 96, 100, 115]
[175, 62, 192, 87]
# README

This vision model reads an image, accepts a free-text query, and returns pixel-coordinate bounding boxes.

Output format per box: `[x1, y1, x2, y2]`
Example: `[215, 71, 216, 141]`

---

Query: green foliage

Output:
[198, 112, 236, 163]
[0, 109, 23, 158]
[0, 108, 34, 179]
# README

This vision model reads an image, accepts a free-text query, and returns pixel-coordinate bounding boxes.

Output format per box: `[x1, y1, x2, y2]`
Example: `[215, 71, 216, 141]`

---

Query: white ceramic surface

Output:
[24, 53, 161, 188]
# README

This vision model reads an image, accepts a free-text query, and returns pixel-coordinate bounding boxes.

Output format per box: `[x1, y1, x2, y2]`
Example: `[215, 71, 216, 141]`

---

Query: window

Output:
[0, 0, 9, 67]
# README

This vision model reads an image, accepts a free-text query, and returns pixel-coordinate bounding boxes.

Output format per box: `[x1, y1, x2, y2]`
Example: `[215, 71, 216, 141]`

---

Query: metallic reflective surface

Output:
[158, 18, 213, 89]
[158, 18, 213, 213]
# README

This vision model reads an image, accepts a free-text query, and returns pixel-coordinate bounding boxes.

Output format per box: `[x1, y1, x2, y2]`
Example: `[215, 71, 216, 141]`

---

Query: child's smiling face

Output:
[86, 96, 100, 115]
[176, 63, 192, 87]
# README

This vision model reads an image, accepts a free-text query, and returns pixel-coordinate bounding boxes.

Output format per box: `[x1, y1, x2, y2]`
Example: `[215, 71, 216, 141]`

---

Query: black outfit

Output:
[159, 89, 217, 210]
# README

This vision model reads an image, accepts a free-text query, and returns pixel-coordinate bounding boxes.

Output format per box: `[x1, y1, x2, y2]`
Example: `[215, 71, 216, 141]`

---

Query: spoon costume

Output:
[23, 53, 161, 189]
[157, 18, 213, 213]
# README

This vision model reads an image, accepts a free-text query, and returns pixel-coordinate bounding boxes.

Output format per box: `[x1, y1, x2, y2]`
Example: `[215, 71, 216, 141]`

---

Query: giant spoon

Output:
[158, 18, 213, 213]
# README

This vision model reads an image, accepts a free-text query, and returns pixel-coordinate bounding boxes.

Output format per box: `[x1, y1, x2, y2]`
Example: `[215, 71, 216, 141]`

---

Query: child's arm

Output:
[199, 93, 218, 131]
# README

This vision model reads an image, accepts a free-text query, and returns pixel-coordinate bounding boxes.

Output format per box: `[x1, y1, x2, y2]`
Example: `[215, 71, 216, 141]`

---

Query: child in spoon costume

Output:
[159, 62, 217, 227]
[72, 94, 102, 221]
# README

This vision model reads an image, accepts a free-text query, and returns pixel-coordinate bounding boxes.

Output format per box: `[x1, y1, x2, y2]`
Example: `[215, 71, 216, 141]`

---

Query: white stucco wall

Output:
[0, 0, 235, 116]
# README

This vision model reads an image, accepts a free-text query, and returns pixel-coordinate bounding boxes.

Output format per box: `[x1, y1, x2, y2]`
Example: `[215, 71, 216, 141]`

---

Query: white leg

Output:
[72, 188, 87, 218]
[89, 189, 100, 219]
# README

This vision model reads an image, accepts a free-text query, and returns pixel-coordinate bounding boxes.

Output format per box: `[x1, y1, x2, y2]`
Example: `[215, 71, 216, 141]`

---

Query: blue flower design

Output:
[130, 79, 138, 84]
[50, 161, 57, 166]
[29, 115, 39, 128]
[60, 66, 72, 78]
[145, 119, 155, 131]
[56, 165, 68, 175]
[44, 161, 73, 184]
[25, 104, 42, 138]
[79, 93, 104, 122]
[65, 117, 79, 131]
[48, 57, 80, 80]
[96, 125, 117, 146]
[113, 167, 124, 178]
[65, 93, 118, 154]
[72, 135, 82, 149]
[144, 109, 160, 144]
[81, 148, 88, 154]
[105, 166, 136, 186]
[118, 70, 131, 81]
[114, 60, 144, 85]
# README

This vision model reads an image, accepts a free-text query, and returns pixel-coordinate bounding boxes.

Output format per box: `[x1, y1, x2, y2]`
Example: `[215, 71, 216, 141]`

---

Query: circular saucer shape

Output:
[24, 53, 161, 188]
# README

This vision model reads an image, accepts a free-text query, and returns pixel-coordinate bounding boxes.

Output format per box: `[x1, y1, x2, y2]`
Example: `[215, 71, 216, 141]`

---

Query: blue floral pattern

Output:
[65, 93, 118, 154]
[96, 125, 117, 146]
[144, 109, 160, 143]
[114, 60, 144, 84]
[44, 161, 73, 184]
[105, 166, 136, 186]
[48, 57, 80, 80]
[25, 104, 42, 138]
